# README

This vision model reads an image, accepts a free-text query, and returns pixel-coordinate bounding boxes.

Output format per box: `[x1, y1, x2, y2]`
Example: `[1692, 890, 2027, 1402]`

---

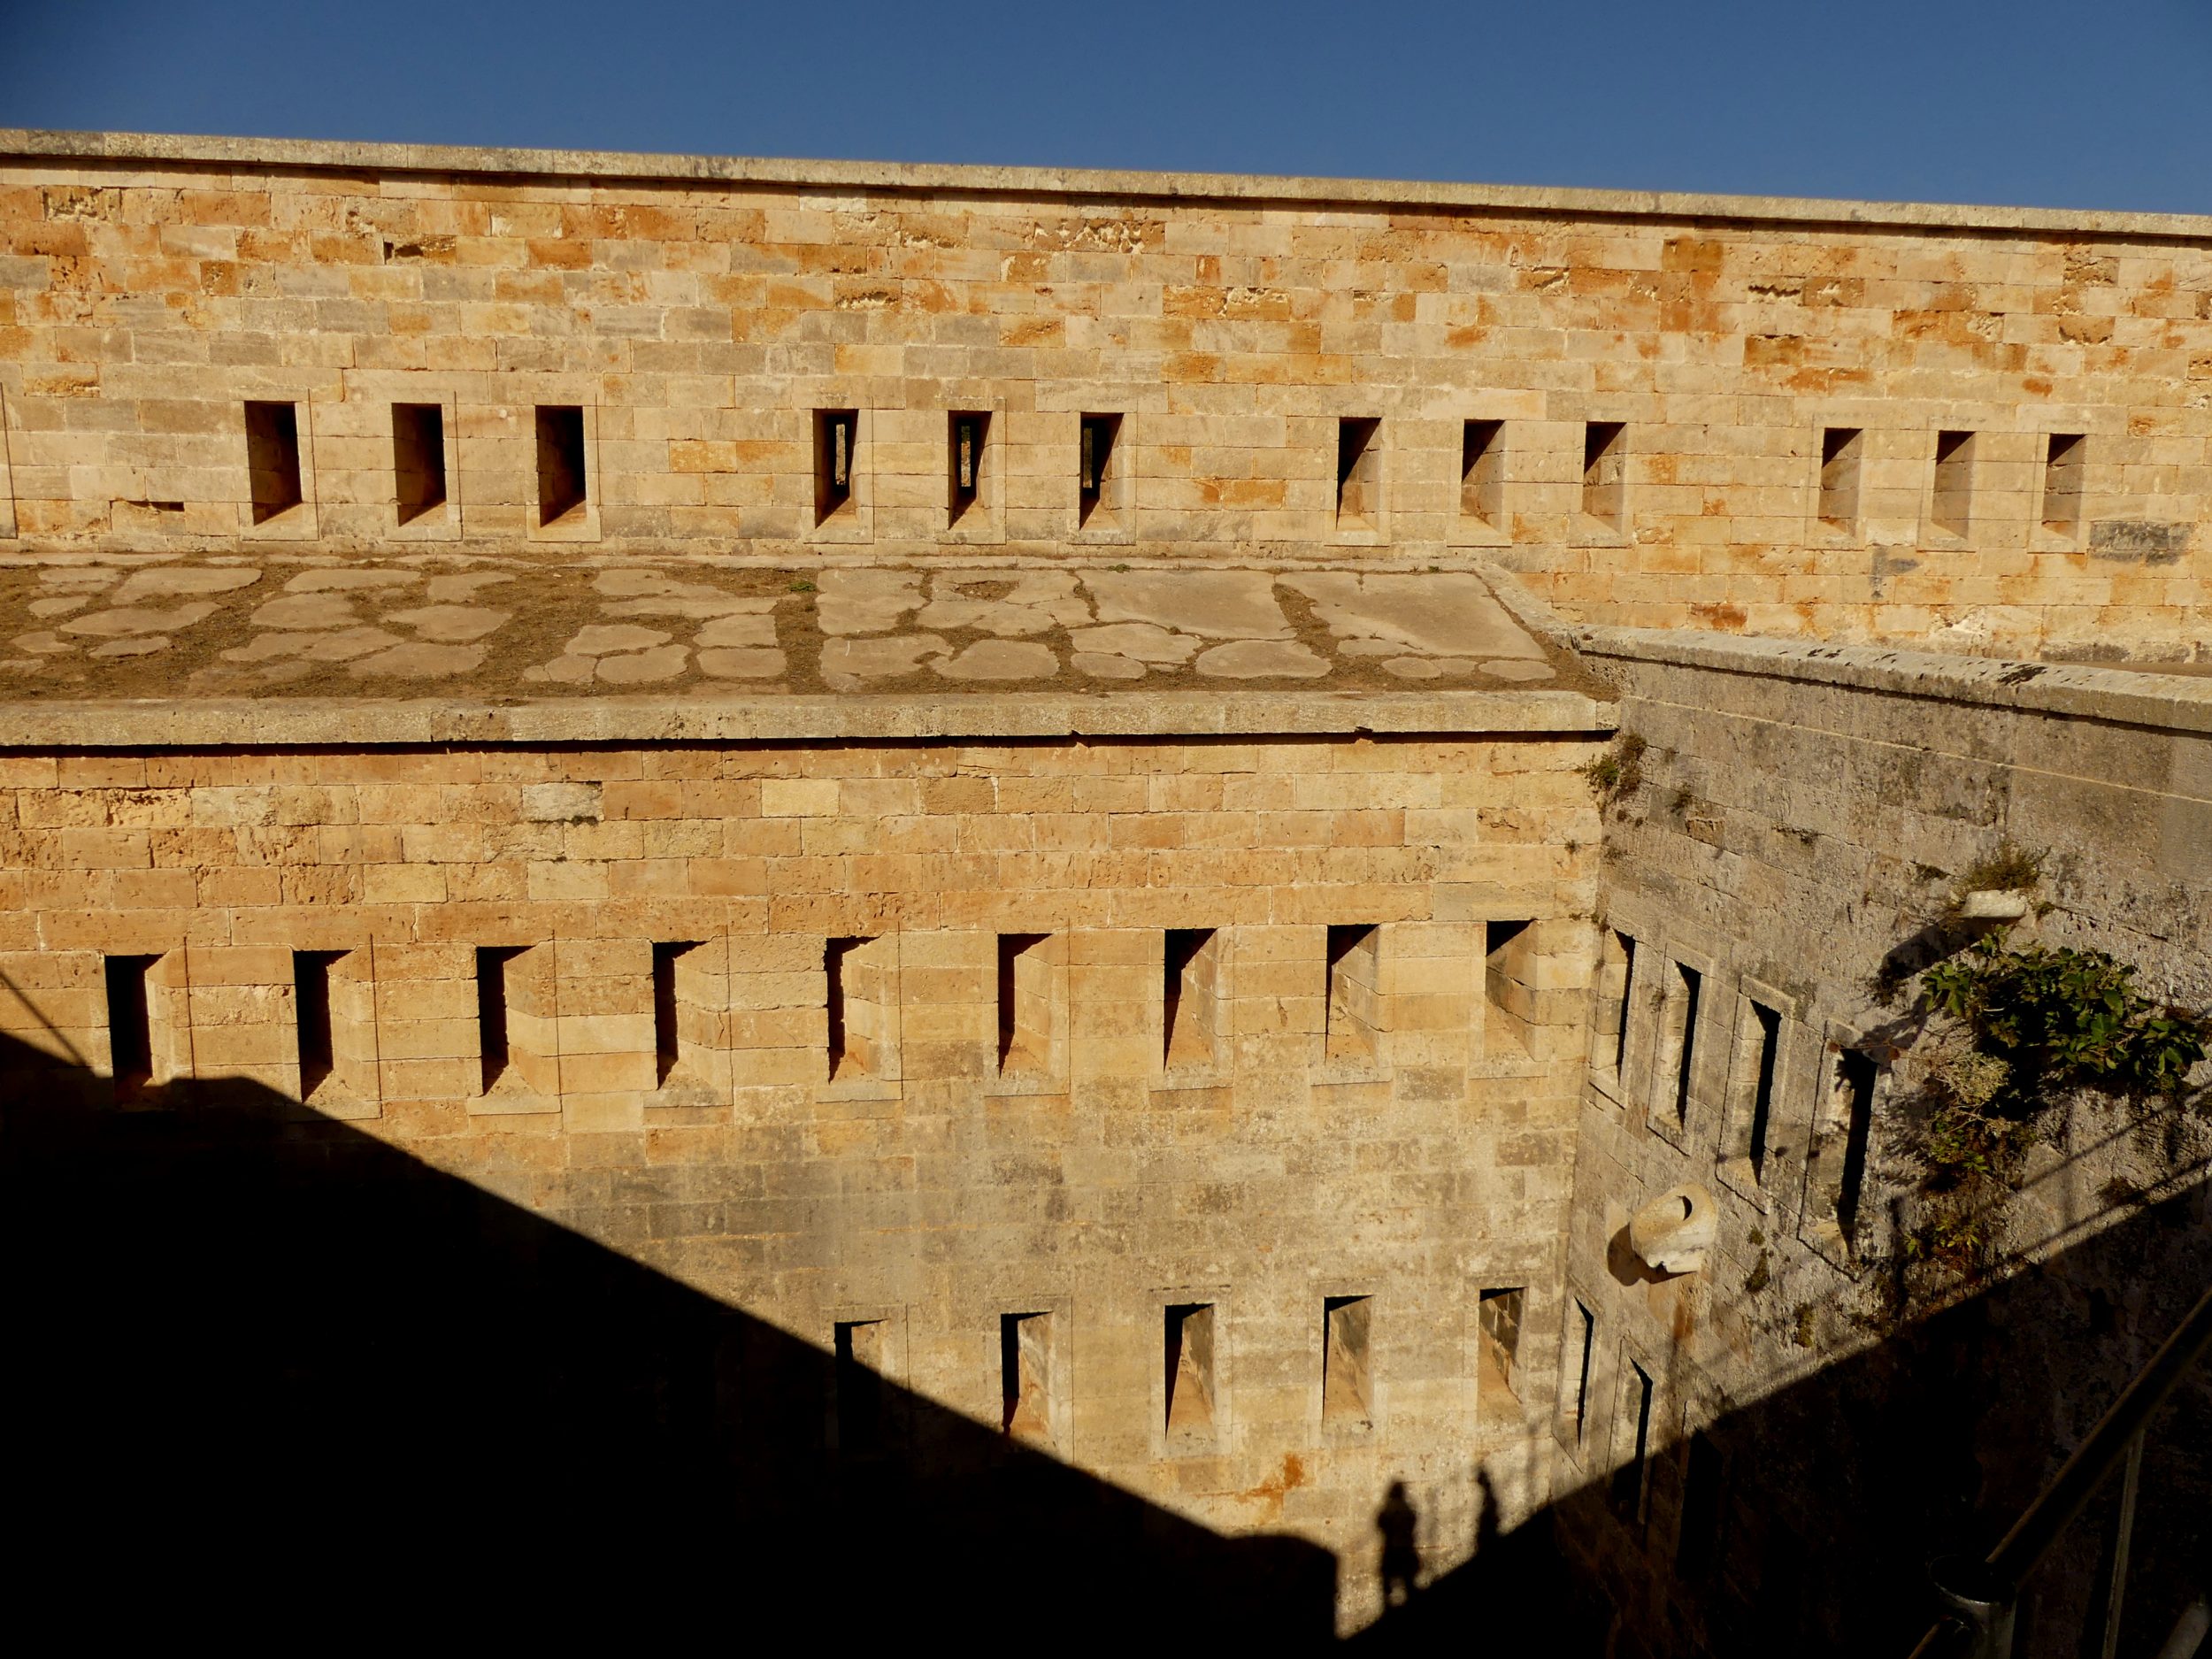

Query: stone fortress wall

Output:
[1556, 639, 2212, 1653]
[3, 131, 2211, 658]
[4, 133, 2211, 1644]
[0, 713, 1608, 1622]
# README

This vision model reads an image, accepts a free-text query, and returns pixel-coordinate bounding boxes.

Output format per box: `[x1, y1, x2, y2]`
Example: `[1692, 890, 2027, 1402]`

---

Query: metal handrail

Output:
[1912, 1280, 2212, 1659]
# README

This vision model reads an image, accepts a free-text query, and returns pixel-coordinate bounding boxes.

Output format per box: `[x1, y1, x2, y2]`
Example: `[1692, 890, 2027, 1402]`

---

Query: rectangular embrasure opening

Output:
[1479, 1286, 1525, 1419]
[475, 946, 523, 1094]
[1666, 962, 1703, 1124]
[244, 400, 303, 523]
[391, 402, 446, 524]
[104, 954, 157, 1097]
[826, 935, 888, 1080]
[834, 1319, 886, 1455]
[814, 408, 857, 525]
[1322, 1295, 1373, 1428]
[1461, 418, 1504, 526]
[1678, 1432, 1724, 1578]
[1336, 417, 1380, 528]
[1001, 1311, 1053, 1443]
[1164, 926, 1218, 1070]
[653, 941, 700, 1087]
[1582, 420, 1625, 526]
[294, 949, 341, 1100]
[1818, 426, 1862, 528]
[1745, 1001, 1781, 1179]
[1599, 930, 1638, 1081]
[1325, 923, 1380, 1061]
[1567, 1300, 1595, 1443]
[1611, 1359, 1654, 1521]
[996, 932, 1053, 1074]
[535, 404, 588, 526]
[1164, 1302, 1217, 1440]
[948, 411, 988, 525]
[1832, 1048, 1878, 1244]
[1079, 412, 1121, 526]
[2043, 432, 2085, 533]
[1484, 918, 1535, 1056]
[1932, 429, 1974, 535]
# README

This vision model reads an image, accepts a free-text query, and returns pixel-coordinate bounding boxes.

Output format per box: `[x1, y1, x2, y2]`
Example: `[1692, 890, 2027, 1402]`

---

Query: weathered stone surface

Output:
[1194, 640, 1329, 678]
[1090, 571, 1291, 640]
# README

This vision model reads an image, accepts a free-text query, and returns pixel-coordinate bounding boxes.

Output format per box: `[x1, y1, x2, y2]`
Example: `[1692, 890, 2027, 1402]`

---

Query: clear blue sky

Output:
[6, 0, 2212, 213]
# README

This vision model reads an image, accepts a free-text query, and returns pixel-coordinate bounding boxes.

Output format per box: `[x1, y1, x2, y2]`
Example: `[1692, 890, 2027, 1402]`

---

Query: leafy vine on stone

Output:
[1904, 938, 2208, 1276]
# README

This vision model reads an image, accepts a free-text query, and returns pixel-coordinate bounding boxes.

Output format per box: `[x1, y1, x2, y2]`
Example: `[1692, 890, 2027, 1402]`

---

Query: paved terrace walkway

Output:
[0, 557, 1583, 704]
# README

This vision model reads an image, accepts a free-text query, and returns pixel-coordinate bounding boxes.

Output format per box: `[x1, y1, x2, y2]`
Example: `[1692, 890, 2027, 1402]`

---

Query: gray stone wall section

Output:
[1553, 632, 2212, 1654]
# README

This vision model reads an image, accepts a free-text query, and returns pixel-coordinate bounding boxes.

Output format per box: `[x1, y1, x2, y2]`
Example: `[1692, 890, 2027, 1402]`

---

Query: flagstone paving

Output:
[0, 552, 1576, 702]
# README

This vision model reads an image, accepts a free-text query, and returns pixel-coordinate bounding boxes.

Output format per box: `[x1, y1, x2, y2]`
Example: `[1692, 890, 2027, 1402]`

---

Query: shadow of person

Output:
[1475, 1465, 1502, 1555]
[1377, 1479, 1420, 1612]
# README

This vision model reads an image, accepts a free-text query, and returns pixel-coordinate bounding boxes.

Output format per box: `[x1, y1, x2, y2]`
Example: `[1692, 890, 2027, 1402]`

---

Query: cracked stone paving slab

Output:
[0, 555, 1578, 701]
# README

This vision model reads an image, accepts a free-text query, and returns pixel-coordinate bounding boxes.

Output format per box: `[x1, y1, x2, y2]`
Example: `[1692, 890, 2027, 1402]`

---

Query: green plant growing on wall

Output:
[1903, 938, 2208, 1277]
[1581, 732, 1646, 803]
[1922, 940, 2207, 1096]
[1951, 841, 2043, 899]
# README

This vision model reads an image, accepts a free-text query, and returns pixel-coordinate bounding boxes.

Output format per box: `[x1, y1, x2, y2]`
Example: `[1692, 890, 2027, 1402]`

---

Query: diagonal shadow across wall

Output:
[1354, 1166, 2212, 1658]
[0, 1031, 1336, 1643]
[11, 1013, 2201, 1655]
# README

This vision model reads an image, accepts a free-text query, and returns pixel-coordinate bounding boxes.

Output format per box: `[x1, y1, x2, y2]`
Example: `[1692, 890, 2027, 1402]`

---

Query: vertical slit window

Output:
[1479, 1286, 1525, 1420]
[244, 400, 303, 523]
[826, 936, 859, 1079]
[1164, 1302, 1217, 1441]
[1833, 1048, 1878, 1244]
[1079, 412, 1121, 526]
[1001, 1311, 1053, 1443]
[1611, 932, 1638, 1079]
[814, 409, 857, 525]
[1932, 429, 1974, 536]
[1746, 1002, 1781, 1179]
[475, 946, 521, 1094]
[1461, 418, 1504, 526]
[1582, 420, 1625, 526]
[104, 954, 156, 1097]
[948, 411, 988, 525]
[834, 1319, 886, 1455]
[1325, 923, 1380, 1061]
[1164, 926, 1218, 1070]
[652, 941, 699, 1087]
[391, 402, 446, 523]
[1322, 1296, 1374, 1428]
[2043, 432, 2085, 534]
[535, 404, 588, 525]
[294, 949, 340, 1100]
[1335, 417, 1380, 528]
[1669, 963, 1702, 1125]
[1678, 1432, 1724, 1578]
[1818, 426, 1862, 528]
[1484, 918, 1535, 1056]
[1569, 1301, 1595, 1444]
[996, 932, 1051, 1074]
[1612, 1360, 1655, 1522]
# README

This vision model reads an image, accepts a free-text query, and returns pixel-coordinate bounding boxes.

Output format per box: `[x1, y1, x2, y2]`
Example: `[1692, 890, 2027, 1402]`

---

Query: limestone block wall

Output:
[3, 134, 2211, 657]
[1548, 638, 2212, 1655]
[0, 724, 1606, 1625]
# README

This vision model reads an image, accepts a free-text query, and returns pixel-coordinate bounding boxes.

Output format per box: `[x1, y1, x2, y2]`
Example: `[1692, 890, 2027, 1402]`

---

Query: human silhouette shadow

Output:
[0, 1033, 1333, 1644]
[1378, 1479, 1421, 1610]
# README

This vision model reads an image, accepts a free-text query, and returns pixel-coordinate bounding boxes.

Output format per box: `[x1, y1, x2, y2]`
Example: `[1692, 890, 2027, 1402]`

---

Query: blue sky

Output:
[5, 0, 2211, 212]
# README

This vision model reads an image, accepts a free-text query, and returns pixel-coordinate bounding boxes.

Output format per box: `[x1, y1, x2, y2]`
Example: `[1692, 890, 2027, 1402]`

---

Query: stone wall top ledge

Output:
[1578, 628, 2212, 738]
[6, 127, 2209, 242]
[0, 687, 1617, 750]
